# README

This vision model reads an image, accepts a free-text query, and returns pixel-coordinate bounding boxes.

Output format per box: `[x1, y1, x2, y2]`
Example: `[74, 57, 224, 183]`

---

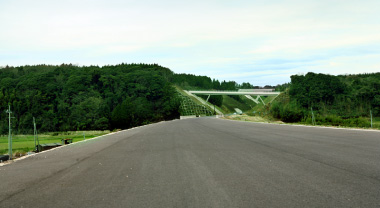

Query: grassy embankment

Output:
[224, 94, 380, 129]
[223, 96, 280, 122]
[221, 95, 255, 114]
[216, 94, 275, 115]
[0, 131, 110, 157]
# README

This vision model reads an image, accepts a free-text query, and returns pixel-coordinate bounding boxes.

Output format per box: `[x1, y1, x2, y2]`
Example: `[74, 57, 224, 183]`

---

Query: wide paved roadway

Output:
[0, 118, 379, 207]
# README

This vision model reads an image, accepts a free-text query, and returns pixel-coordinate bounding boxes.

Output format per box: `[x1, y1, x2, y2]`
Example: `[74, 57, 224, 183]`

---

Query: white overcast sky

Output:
[1, 0, 380, 85]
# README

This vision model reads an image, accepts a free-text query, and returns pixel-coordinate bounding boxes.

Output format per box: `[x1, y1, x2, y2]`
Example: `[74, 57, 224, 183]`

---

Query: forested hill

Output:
[271, 72, 380, 125]
[0, 64, 179, 133]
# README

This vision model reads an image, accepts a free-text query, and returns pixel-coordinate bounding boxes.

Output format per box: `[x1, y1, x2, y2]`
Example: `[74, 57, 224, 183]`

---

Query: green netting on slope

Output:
[177, 93, 213, 116]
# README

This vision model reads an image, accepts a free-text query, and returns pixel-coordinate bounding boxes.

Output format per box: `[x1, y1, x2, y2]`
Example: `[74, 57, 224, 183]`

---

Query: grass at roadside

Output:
[0, 130, 110, 156]
[223, 114, 282, 123]
[223, 114, 380, 130]
[373, 117, 380, 126]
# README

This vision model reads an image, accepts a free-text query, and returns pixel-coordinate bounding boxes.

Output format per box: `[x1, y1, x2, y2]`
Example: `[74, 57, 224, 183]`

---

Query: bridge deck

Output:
[187, 90, 280, 96]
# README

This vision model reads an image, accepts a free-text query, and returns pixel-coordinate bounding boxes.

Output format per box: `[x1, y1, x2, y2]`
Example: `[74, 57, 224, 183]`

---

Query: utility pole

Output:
[311, 107, 316, 126]
[33, 117, 39, 151]
[370, 110, 373, 128]
[33, 117, 37, 151]
[5, 104, 13, 160]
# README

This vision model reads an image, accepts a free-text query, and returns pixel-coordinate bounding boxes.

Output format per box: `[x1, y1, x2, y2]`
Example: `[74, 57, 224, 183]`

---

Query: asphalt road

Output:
[0, 118, 379, 208]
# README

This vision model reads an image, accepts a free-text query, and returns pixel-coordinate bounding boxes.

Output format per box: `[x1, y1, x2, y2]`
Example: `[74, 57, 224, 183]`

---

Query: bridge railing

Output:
[187, 90, 280, 96]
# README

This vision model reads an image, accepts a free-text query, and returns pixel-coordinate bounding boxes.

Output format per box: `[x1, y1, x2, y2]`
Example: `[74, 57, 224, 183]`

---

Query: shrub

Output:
[313, 114, 370, 128]
[271, 102, 281, 119]
[270, 101, 304, 122]
[344, 117, 370, 128]
[280, 107, 303, 122]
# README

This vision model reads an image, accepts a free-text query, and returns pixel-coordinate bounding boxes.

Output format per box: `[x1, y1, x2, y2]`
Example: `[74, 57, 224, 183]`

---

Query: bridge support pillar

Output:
[206, 94, 211, 102]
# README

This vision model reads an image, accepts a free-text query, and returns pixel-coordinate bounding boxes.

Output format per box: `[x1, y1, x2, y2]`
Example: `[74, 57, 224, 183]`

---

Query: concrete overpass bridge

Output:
[186, 89, 280, 105]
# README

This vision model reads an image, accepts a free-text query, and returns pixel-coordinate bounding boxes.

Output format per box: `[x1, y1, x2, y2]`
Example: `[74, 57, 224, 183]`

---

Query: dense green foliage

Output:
[171, 73, 239, 90]
[290, 73, 346, 109]
[0, 64, 180, 133]
[270, 72, 380, 127]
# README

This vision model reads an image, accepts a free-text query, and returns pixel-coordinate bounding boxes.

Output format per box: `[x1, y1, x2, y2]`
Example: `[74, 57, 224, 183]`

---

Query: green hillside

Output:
[0, 64, 179, 133]
[269, 72, 380, 128]
[221, 95, 255, 114]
